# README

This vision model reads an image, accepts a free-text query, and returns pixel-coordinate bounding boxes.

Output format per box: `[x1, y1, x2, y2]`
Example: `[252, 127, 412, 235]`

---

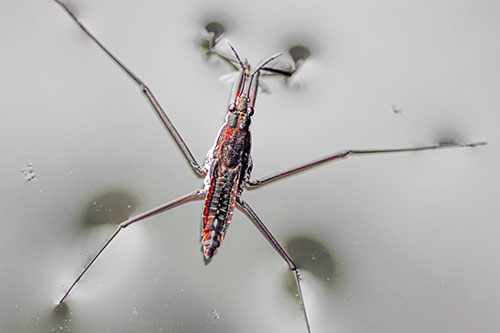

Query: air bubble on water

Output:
[21, 163, 37, 181]
[212, 310, 220, 319]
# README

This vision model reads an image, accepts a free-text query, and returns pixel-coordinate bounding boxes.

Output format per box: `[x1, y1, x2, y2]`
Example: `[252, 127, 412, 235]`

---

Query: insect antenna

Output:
[247, 52, 283, 97]
[226, 40, 245, 70]
[226, 41, 249, 104]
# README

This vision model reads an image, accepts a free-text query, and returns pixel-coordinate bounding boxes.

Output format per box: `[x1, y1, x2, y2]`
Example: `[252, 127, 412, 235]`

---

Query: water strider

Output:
[53, 1, 486, 331]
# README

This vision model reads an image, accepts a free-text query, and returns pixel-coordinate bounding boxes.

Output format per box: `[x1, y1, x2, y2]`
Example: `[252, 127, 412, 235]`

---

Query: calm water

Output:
[1, 0, 498, 332]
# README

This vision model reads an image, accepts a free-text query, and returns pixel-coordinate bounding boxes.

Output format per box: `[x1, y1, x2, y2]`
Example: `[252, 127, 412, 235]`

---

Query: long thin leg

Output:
[237, 198, 311, 333]
[247, 141, 487, 187]
[59, 189, 205, 304]
[53, 0, 204, 175]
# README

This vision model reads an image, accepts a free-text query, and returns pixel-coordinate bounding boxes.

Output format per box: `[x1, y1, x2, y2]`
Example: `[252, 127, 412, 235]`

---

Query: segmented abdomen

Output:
[202, 164, 240, 259]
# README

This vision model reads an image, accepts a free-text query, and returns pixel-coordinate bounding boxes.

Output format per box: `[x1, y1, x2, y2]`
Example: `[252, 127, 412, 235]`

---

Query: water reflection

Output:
[283, 233, 340, 301]
[79, 189, 137, 229]
[198, 14, 313, 87]
[435, 130, 468, 146]
[39, 302, 73, 332]
[288, 45, 311, 65]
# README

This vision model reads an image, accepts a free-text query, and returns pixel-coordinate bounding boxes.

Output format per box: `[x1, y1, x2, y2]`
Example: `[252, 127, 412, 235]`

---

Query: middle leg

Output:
[247, 141, 486, 187]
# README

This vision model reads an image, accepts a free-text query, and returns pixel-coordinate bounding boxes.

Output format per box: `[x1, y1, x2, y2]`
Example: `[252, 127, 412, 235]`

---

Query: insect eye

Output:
[246, 106, 254, 116]
[228, 103, 236, 112]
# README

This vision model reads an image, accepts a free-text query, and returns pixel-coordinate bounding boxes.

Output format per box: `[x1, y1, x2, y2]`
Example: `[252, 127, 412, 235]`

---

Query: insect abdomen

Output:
[202, 165, 240, 259]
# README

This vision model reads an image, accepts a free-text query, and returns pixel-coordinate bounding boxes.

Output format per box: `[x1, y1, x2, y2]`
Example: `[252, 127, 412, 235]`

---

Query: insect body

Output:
[53, 1, 486, 332]
[202, 55, 258, 259]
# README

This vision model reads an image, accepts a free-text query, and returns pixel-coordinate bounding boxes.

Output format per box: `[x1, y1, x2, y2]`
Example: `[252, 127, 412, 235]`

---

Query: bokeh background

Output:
[1, 0, 498, 332]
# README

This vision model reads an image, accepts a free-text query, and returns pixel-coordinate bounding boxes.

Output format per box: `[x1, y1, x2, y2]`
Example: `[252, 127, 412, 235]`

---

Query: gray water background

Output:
[1, 0, 498, 332]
